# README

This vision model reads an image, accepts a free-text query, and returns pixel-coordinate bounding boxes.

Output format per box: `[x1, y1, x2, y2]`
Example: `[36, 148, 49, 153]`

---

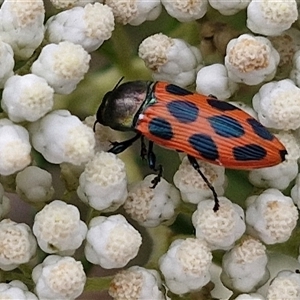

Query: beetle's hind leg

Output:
[187, 155, 220, 212]
[146, 141, 163, 188]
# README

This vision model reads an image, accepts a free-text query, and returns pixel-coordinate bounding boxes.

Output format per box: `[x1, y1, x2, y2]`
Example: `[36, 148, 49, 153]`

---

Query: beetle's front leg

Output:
[187, 155, 220, 212]
[147, 141, 163, 188]
[108, 133, 142, 154]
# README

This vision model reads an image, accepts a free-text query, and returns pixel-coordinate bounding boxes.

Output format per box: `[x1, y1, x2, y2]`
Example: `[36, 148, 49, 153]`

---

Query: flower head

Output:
[192, 197, 245, 250]
[267, 270, 300, 299]
[2, 74, 54, 123]
[225, 34, 280, 85]
[161, 0, 207, 22]
[0, 281, 38, 300]
[247, 0, 298, 36]
[32, 255, 86, 300]
[0, 120, 31, 176]
[16, 166, 54, 203]
[221, 237, 268, 292]
[139, 33, 203, 87]
[209, 0, 250, 16]
[29, 110, 95, 165]
[0, 0, 45, 59]
[246, 188, 298, 244]
[173, 156, 226, 204]
[252, 79, 300, 130]
[159, 238, 212, 294]
[85, 214, 142, 269]
[77, 151, 127, 211]
[31, 41, 90, 94]
[196, 63, 238, 100]
[0, 219, 37, 271]
[45, 3, 115, 52]
[109, 266, 164, 300]
[106, 0, 161, 25]
[33, 200, 87, 254]
[124, 174, 180, 227]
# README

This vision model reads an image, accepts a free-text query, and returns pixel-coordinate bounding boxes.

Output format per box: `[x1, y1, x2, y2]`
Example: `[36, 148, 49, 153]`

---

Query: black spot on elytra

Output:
[247, 118, 274, 141]
[207, 99, 239, 111]
[208, 115, 245, 138]
[189, 134, 219, 161]
[167, 100, 199, 123]
[148, 117, 173, 140]
[165, 84, 193, 96]
[233, 144, 267, 161]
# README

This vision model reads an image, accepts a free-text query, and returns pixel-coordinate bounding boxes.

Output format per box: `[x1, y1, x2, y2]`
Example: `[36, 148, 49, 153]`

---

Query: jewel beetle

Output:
[94, 80, 287, 211]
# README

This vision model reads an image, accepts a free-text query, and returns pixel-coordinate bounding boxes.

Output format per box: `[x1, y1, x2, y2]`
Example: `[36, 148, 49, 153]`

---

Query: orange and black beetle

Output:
[95, 80, 287, 211]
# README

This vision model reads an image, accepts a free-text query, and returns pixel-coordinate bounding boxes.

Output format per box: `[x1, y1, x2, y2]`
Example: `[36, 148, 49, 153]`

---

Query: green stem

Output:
[144, 226, 174, 269]
[5, 266, 34, 289]
[169, 21, 200, 45]
[84, 276, 113, 292]
[109, 24, 137, 78]
[85, 206, 97, 225]
[15, 40, 48, 75]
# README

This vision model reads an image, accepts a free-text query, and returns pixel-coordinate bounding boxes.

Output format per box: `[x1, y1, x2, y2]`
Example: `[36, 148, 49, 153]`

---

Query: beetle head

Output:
[95, 80, 150, 131]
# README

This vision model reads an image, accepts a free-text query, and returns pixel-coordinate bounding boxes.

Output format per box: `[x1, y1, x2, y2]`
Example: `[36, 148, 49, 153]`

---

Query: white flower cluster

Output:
[32, 255, 86, 300]
[106, 0, 161, 25]
[209, 0, 250, 16]
[0, 0, 45, 60]
[138, 33, 203, 87]
[174, 156, 226, 204]
[0, 0, 116, 176]
[0, 281, 38, 300]
[77, 151, 127, 211]
[33, 200, 87, 254]
[246, 189, 298, 244]
[85, 214, 142, 269]
[1, 0, 300, 299]
[0, 219, 37, 271]
[109, 266, 164, 299]
[159, 238, 212, 294]
[124, 174, 180, 227]
[29, 110, 95, 165]
[0, 0, 117, 298]
[192, 197, 245, 250]
[221, 237, 268, 292]
[16, 166, 54, 203]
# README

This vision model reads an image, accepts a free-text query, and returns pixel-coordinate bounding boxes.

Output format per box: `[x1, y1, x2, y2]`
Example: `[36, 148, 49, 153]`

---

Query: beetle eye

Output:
[94, 91, 112, 131]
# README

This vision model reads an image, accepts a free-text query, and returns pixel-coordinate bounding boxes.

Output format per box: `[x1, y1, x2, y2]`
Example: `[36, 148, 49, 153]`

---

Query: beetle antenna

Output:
[113, 76, 125, 91]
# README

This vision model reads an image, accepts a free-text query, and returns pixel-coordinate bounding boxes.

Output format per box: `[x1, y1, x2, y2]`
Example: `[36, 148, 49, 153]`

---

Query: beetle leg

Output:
[147, 141, 163, 188]
[187, 155, 220, 212]
[108, 133, 142, 154]
[140, 136, 147, 160]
